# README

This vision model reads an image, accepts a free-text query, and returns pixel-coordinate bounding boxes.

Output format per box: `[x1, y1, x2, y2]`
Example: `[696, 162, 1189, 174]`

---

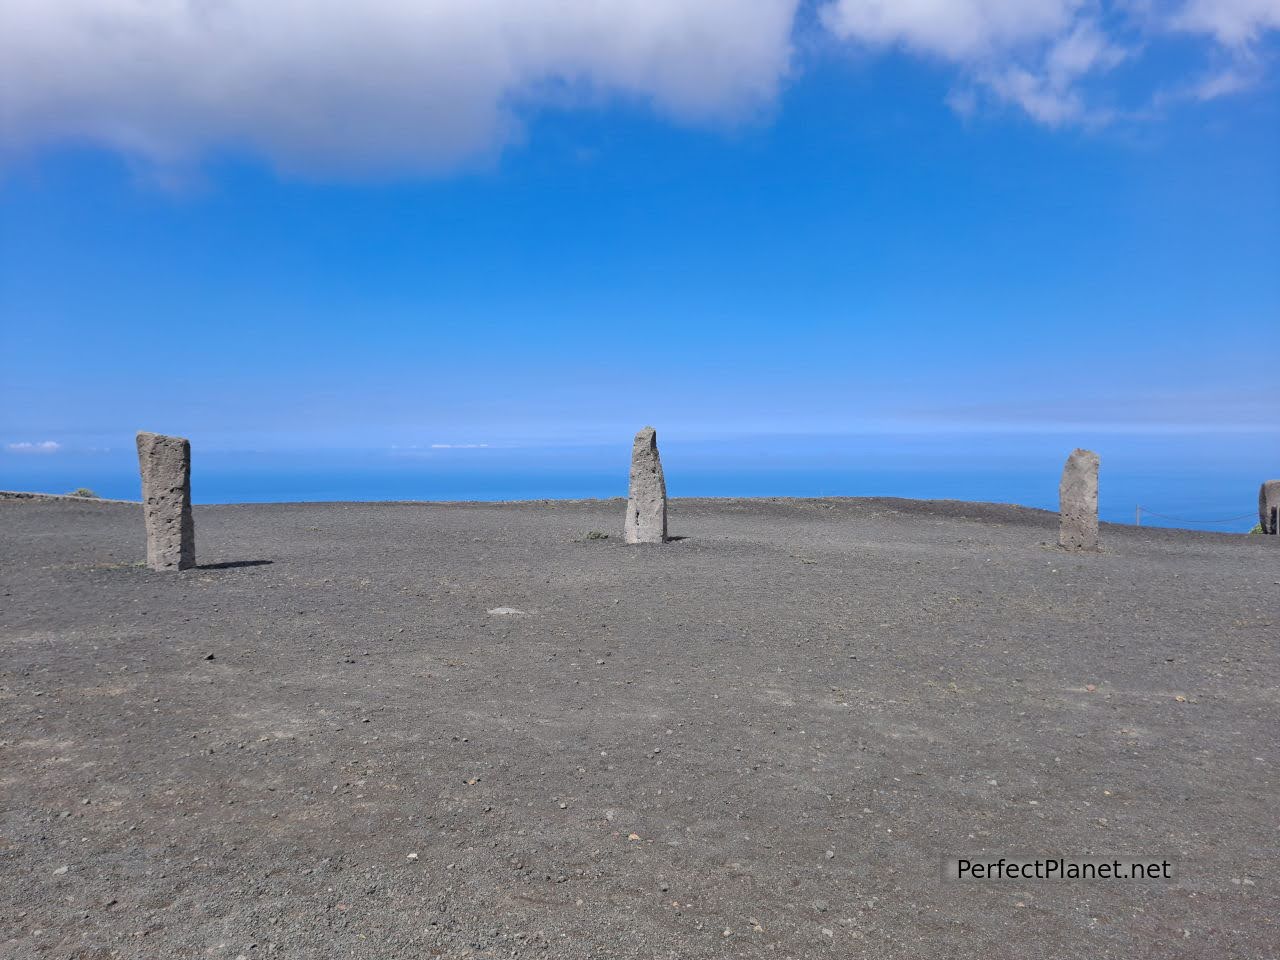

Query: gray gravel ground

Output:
[1, 496, 1277, 959]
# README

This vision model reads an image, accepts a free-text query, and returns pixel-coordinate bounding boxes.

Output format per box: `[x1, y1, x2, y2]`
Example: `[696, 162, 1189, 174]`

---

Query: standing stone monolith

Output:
[136, 431, 195, 571]
[624, 426, 667, 544]
[1260, 480, 1280, 535]
[1059, 448, 1100, 551]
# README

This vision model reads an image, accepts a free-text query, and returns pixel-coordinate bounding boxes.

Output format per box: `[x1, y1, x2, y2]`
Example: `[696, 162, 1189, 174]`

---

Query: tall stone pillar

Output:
[1059, 448, 1100, 551]
[625, 426, 667, 544]
[1260, 480, 1280, 535]
[136, 431, 196, 571]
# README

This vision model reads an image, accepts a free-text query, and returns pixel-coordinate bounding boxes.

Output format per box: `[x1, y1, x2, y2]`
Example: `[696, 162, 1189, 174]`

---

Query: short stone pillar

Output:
[1059, 448, 1100, 551]
[624, 426, 667, 544]
[136, 431, 195, 571]
[1260, 480, 1280, 535]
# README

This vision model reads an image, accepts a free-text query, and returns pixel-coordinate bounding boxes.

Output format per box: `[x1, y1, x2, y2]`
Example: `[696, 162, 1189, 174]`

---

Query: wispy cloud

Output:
[391, 442, 492, 450]
[1173, 0, 1280, 46]
[6, 440, 61, 454]
[823, 0, 1278, 126]
[983, 20, 1128, 128]
[389, 442, 495, 458]
[823, 0, 1129, 126]
[1189, 66, 1257, 100]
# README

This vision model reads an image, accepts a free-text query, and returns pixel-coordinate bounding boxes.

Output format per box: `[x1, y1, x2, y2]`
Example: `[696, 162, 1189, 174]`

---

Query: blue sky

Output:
[1, 1, 1277, 479]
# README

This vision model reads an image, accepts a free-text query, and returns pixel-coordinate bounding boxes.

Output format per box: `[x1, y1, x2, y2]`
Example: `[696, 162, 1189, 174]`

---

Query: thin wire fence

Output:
[1134, 506, 1257, 528]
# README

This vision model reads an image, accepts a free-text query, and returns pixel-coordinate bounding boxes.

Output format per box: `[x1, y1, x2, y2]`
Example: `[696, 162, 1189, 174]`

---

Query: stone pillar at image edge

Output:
[624, 426, 667, 544]
[1260, 480, 1280, 535]
[136, 431, 196, 571]
[1059, 448, 1100, 551]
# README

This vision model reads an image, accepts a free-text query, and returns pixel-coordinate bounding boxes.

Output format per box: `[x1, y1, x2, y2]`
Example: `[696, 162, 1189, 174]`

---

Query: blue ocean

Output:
[4, 432, 1272, 533]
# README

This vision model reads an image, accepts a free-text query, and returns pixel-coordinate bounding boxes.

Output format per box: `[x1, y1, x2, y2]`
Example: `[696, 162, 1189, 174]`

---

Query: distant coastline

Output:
[1, 486, 1263, 537]
[0, 490, 137, 504]
[3, 430, 1273, 533]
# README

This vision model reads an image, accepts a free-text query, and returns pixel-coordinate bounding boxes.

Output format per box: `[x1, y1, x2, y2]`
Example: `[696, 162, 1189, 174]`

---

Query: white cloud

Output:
[821, 0, 1083, 61]
[1189, 65, 1258, 100]
[820, 0, 1278, 124]
[0, 1, 1275, 171]
[6, 440, 61, 454]
[0, 0, 798, 175]
[984, 19, 1127, 125]
[1164, 1, 1280, 107]
[821, 0, 1129, 124]
[1175, 0, 1280, 46]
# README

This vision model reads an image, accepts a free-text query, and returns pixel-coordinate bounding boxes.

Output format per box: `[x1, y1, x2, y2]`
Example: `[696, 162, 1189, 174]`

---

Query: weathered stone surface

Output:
[136, 431, 195, 571]
[624, 426, 667, 544]
[1059, 448, 1100, 551]
[1260, 480, 1280, 535]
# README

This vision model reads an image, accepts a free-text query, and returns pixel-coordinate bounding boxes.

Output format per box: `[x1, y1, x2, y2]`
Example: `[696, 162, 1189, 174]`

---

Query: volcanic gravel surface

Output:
[2, 496, 1277, 959]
